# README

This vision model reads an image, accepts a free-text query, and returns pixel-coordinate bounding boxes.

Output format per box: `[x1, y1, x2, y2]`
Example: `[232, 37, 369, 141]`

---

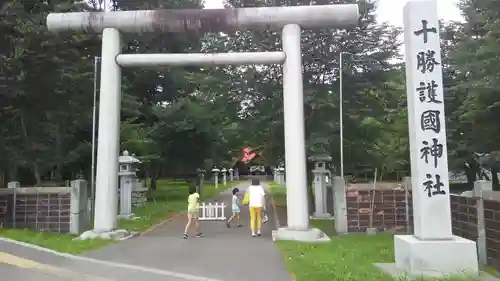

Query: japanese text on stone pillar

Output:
[413, 19, 447, 198]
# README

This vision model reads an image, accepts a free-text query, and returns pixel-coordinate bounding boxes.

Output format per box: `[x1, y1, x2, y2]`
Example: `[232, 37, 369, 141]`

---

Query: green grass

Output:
[0, 228, 113, 254]
[0, 179, 241, 254]
[268, 182, 492, 281]
[269, 182, 286, 206]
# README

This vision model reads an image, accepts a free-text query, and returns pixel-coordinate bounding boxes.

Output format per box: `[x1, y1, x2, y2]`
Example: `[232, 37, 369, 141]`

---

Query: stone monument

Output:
[376, 0, 479, 277]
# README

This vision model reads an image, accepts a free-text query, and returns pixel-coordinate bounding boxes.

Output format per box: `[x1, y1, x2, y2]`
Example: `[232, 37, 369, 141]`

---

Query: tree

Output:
[448, 0, 500, 188]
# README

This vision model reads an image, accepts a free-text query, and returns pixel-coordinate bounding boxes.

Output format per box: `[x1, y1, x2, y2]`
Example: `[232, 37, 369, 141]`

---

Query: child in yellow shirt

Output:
[184, 188, 203, 239]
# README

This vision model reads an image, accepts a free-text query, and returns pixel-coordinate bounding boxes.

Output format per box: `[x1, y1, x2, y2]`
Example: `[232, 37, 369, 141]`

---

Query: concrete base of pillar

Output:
[77, 229, 136, 241]
[376, 235, 479, 278]
[273, 227, 331, 243]
[310, 213, 334, 220]
[375, 264, 499, 281]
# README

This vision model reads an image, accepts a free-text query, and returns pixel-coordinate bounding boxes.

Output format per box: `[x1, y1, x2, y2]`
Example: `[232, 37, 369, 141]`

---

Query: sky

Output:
[203, 0, 463, 25]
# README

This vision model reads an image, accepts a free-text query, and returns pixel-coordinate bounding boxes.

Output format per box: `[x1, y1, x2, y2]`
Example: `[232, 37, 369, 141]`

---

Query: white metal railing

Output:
[198, 202, 227, 221]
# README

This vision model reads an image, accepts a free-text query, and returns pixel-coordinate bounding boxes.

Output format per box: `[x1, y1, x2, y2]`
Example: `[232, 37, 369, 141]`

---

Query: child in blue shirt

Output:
[226, 188, 243, 228]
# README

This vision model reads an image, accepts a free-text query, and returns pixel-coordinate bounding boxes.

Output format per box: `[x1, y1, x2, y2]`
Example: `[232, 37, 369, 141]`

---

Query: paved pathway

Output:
[0, 181, 291, 281]
[83, 181, 292, 281]
[0, 239, 196, 281]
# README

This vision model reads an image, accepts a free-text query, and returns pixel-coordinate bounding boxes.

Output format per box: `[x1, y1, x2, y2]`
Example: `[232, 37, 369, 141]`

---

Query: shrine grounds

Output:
[269, 183, 500, 281]
[0, 179, 241, 254]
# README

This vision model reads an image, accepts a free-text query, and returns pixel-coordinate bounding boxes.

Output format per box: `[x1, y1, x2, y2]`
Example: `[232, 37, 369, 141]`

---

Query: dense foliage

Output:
[0, 0, 498, 188]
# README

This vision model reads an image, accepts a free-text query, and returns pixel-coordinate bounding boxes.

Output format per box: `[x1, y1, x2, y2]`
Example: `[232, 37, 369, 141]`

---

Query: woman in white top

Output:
[247, 178, 266, 237]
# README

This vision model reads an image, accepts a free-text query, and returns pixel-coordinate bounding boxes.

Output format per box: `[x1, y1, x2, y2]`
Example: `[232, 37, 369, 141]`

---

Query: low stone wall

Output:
[0, 180, 88, 234]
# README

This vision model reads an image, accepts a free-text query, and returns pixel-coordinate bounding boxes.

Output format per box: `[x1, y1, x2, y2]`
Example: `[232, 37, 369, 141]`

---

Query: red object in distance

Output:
[241, 147, 257, 164]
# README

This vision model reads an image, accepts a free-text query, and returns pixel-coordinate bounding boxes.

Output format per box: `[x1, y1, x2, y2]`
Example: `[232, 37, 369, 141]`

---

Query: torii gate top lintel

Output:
[46, 4, 359, 34]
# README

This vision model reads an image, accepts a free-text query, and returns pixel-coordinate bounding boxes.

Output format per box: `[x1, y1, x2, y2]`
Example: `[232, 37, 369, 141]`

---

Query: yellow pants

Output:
[249, 206, 262, 233]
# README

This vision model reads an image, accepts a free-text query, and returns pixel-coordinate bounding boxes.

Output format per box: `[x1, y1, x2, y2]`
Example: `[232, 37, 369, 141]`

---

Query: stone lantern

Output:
[229, 168, 234, 181]
[221, 168, 227, 186]
[118, 150, 141, 219]
[308, 154, 332, 219]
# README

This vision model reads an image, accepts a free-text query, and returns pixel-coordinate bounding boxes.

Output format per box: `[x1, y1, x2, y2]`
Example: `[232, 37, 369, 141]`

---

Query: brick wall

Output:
[0, 188, 71, 233]
[346, 189, 411, 233]
[484, 199, 500, 270]
[345, 189, 500, 272]
[448, 196, 500, 271]
[450, 195, 478, 242]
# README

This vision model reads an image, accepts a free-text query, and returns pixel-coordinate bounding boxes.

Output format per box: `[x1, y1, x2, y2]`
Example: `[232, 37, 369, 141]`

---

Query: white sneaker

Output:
[262, 215, 268, 223]
[252, 233, 256, 237]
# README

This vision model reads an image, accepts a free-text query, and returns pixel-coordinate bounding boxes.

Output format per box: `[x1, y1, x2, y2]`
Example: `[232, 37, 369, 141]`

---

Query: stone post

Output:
[311, 169, 331, 219]
[403, 176, 412, 234]
[7, 181, 19, 227]
[473, 180, 491, 266]
[118, 175, 134, 219]
[196, 169, 205, 197]
[229, 168, 234, 181]
[326, 170, 334, 214]
[273, 168, 278, 183]
[277, 167, 285, 186]
[333, 176, 347, 234]
[235, 168, 239, 180]
[222, 168, 227, 186]
[70, 179, 88, 235]
[212, 168, 220, 189]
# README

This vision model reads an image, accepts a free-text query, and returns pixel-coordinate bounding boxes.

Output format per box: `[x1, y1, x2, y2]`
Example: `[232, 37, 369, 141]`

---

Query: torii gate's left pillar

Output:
[92, 28, 122, 234]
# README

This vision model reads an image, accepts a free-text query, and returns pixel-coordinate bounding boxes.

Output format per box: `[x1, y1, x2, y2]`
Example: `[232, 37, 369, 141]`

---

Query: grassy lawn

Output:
[268, 182, 495, 281]
[270, 182, 286, 206]
[0, 179, 241, 254]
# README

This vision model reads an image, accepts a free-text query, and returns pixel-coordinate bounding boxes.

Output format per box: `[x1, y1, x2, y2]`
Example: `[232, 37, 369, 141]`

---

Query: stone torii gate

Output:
[46, 5, 359, 242]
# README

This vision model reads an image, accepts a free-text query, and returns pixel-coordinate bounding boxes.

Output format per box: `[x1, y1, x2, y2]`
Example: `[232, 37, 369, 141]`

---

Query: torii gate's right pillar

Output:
[275, 23, 330, 242]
